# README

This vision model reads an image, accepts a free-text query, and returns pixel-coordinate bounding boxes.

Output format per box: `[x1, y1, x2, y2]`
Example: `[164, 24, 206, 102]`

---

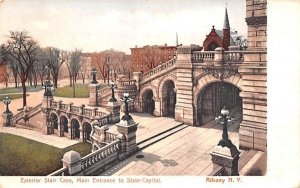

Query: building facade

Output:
[130, 45, 177, 73]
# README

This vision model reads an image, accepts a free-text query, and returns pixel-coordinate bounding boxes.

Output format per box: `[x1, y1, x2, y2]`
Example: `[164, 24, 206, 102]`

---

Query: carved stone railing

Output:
[140, 57, 176, 81]
[83, 108, 93, 117]
[98, 86, 111, 96]
[98, 115, 109, 126]
[117, 79, 136, 87]
[47, 167, 69, 176]
[49, 100, 110, 122]
[96, 111, 107, 118]
[224, 51, 244, 62]
[105, 132, 118, 143]
[27, 103, 42, 117]
[11, 110, 24, 123]
[208, 166, 225, 176]
[192, 51, 215, 62]
[81, 140, 120, 170]
[70, 106, 80, 114]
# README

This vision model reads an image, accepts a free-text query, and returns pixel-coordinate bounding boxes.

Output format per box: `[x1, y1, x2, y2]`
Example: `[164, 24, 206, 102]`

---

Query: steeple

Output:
[223, 7, 230, 30]
[176, 32, 178, 46]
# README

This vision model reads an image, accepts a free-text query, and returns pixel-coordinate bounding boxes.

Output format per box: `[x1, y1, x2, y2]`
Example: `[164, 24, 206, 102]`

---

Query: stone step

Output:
[137, 123, 189, 151]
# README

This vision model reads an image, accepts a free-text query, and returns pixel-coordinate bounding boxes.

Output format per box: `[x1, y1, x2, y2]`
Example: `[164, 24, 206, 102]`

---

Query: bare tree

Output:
[65, 49, 81, 87]
[79, 56, 90, 84]
[91, 52, 109, 83]
[44, 47, 66, 88]
[0, 66, 11, 87]
[0, 31, 40, 107]
[142, 46, 161, 70]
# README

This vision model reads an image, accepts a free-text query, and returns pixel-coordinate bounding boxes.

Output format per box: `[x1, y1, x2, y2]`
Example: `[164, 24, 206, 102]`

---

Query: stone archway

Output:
[50, 113, 58, 130]
[141, 89, 155, 115]
[60, 115, 68, 137]
[71, 118, 80, 139]
[83, 122, 92, 142]
[161, 80, 176, 117]
[196, 81, 242, 126]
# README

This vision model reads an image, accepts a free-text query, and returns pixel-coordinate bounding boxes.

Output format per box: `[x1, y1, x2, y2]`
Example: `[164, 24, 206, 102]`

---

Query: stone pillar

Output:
[62, 150, 83, 176]
[153, 98, 162, 116]
[210, 145, 240, 176]
[41, 96, 53, 135]
[99, 125, 109, 142]
[117, 134, 126, 160]
[116, 119, 138, 157]
[106, 101, 121, 124]
[214, 47, 225, 65]
[67, 121, 72, 139]
[132, 72, 142, 91]
[174, 45, 195, 126]
[2, 111, 13, 127]
[89, 83, 101, 106]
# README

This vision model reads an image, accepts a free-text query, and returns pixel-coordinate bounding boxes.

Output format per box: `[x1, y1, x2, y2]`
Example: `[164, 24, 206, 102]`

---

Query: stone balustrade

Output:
[49, 100, 109, 120]
[117, 79, 136, 87]
[140, 57, 176, 80]
[81, 140, 120, 171]
[192, 51, 215, 62]
[224, 51, 244, 62]
[98, 86, 111, 96]
[49, 140, 121, 176]
[48, 167, 69, 176]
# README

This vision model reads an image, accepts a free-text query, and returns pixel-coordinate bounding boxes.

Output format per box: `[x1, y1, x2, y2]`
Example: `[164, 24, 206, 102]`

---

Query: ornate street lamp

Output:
[120, 92, 133, 121]
[91, 67, 98, 84]
[3, 96, 11, 113]
[215, 106, 235, 148]
[109, 80, 117, 102]
[44, 80, 53, 97]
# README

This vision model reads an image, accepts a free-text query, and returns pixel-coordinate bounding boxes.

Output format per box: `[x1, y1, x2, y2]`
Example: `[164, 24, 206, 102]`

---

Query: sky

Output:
[0, 0, 246, 54]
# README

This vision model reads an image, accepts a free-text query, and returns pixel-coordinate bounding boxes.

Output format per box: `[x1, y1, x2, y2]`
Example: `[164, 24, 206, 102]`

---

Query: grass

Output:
[53, 83, 89, 98]
[0, 85, 43, 95]
[0, 133, 92, 176]
[0, 94, 29, 101]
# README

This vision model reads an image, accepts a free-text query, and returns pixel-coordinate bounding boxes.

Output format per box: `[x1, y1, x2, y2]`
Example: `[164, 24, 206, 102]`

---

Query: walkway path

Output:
[101, 115, 266, 176]
[0, 127, 79, 148]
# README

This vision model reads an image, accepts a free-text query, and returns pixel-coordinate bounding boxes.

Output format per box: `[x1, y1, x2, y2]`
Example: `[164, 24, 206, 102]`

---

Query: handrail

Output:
[81, 140, 120, 170]
[208, 165, 225, 176]
[192, 51, 215, 62]
[48, 167, 69, 176]
[141, 57, 176, 80]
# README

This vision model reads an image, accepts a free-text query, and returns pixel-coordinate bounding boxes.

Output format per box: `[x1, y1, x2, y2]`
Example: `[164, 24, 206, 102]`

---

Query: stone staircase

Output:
[136, 123, 189, 151]
[140, 57, 177, 85]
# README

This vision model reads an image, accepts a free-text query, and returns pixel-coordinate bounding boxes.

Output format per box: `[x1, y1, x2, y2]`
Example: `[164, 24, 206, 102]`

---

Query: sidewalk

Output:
[0, 127, 79, 149]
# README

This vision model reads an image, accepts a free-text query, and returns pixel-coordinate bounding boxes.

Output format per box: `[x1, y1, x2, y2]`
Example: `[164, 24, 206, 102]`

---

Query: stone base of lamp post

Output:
[210, 144, 240, 176]
[88, 83, 100, 106]
[106, 101, 121, 124]
[116, 119, 138, 157]
[2, 112, 14, 127]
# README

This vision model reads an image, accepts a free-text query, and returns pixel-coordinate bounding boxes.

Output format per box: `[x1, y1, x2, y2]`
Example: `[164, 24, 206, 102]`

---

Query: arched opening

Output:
[83, 122, 92, 142]
[50, 113, 58, 130]
[141, 89, 155, 115]
[60, 116, 68, 136]
[208, 42, 219, 51]
[196, 82, 242, 126]
[161, 80, 176, 117]
[71, 119, 80, 139]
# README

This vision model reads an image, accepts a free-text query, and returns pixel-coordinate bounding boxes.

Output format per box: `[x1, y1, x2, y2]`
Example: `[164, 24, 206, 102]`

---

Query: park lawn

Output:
[0, 133, 92, 176]
[53, 83, 90, 98]
[0, 94, 29, 101]
[0, 85, 43, 95]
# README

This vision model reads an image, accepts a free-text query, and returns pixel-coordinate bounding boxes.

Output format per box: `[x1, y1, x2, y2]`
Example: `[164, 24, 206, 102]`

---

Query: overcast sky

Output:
[0, 0, 246, 54]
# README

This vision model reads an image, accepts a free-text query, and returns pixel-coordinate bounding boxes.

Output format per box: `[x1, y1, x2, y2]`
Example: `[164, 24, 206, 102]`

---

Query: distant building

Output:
[203, 8, 245, 51]
[130, 44, 177, 73]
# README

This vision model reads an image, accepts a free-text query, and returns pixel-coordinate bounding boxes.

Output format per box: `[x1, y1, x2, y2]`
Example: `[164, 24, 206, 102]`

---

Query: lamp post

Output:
[44, 80, 53, 97]
[120, 92, 133, 121]
[109, 80, 117, 102]
[4, 96, 11, 113]
[91, 67, 98, 84]
[215, 106, 235, 148]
